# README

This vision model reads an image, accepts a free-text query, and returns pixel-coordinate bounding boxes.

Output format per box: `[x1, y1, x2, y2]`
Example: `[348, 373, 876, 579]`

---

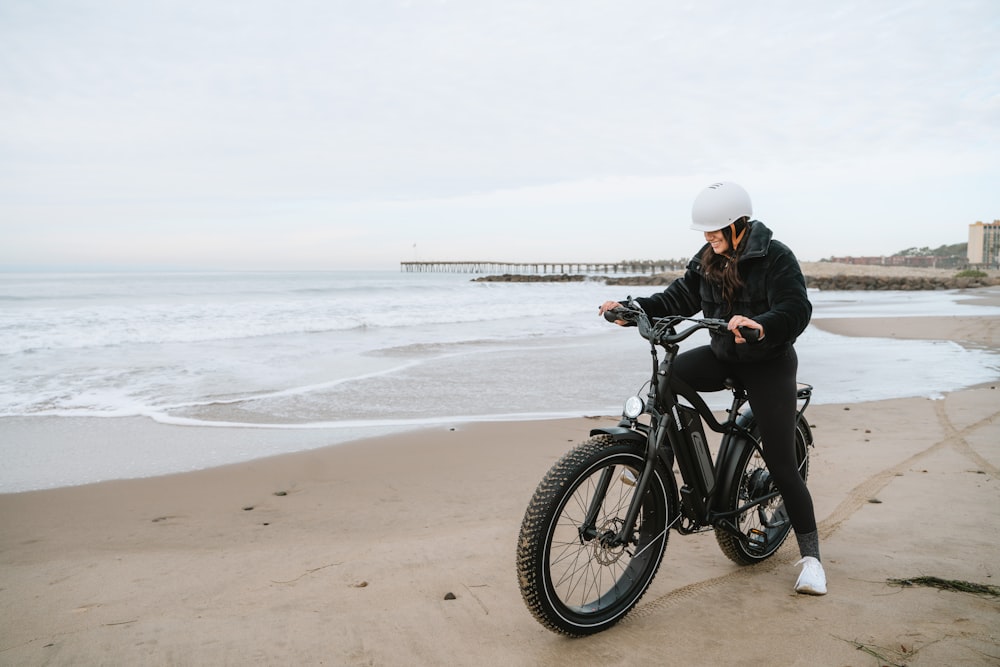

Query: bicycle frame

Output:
[589, 308, 812, 551]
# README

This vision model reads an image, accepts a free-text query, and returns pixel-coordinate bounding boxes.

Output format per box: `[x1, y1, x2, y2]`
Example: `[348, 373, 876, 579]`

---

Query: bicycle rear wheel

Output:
[715, 415, 811, 565]
[516, 435, 675, 636]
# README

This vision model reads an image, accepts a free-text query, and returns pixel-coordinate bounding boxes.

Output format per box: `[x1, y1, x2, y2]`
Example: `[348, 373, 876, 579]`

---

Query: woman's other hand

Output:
[728, 315, 764, 344]
[599, 301, 628, 326]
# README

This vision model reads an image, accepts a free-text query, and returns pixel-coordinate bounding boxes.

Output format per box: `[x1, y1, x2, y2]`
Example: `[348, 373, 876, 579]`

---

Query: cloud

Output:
[1, 0, 998, 268]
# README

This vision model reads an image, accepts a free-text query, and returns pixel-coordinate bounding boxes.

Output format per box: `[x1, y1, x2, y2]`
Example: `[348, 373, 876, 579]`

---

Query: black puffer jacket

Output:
[633, 220, 811, 363]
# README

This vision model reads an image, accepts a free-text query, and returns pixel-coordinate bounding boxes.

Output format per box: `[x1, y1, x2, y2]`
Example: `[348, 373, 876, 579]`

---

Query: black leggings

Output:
[673, 345, 817, 535]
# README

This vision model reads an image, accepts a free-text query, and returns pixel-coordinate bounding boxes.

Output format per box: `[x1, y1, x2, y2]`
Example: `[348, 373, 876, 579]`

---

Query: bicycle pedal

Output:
[620, 469, 637, 487]
[748, 529, 767, 550]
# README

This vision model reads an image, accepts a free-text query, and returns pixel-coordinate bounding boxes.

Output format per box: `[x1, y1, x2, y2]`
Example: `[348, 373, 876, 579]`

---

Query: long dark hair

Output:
[701, 218, 749, 313]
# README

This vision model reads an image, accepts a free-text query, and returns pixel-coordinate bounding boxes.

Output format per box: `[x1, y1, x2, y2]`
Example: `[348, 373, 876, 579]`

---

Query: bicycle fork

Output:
[580, 419, 667, 549]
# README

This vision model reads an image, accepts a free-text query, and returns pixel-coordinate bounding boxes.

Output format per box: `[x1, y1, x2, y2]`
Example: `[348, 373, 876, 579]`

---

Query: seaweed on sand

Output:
[887, 576, 1000, 597]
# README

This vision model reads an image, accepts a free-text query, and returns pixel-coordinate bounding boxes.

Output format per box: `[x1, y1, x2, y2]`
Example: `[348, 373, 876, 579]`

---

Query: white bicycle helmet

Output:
[690, 182, 753, 232]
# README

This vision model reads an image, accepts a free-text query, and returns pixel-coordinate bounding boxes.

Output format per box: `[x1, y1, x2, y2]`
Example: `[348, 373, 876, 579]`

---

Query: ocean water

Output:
[2, 271, 999, 492]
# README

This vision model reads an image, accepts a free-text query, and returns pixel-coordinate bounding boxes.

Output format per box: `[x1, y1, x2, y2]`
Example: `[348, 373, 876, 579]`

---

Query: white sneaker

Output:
[794, 557, 827, 595]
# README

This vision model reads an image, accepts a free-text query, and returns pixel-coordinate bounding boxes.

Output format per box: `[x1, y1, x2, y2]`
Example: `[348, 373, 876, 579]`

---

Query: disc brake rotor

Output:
[593, 518, 629, 566]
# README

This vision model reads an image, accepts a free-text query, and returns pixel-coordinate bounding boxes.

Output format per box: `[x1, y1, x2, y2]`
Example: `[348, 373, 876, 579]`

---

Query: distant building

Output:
[968, 220, 1000, 269]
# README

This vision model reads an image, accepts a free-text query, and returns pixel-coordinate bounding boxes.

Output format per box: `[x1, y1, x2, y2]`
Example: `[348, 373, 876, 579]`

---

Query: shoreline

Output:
[2, 313, 999, 664]
[3, 307, 999, 494]
[3, 299, 999, 494]
[807, 284, 1000, 348]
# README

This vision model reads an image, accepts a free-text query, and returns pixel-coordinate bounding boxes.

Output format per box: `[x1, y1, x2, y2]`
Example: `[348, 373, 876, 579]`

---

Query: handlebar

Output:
[603, 309, 637, 325]
[738, 325, 760, 343]
[603, 304, 760, 345]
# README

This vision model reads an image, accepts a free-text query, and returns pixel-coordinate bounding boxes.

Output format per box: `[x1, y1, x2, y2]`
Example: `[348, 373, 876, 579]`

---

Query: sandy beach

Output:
[2, 298, 999, 665]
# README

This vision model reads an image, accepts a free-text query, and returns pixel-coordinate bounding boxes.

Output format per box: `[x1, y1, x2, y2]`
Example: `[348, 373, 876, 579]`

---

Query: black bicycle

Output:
[516, 299, 814, 636]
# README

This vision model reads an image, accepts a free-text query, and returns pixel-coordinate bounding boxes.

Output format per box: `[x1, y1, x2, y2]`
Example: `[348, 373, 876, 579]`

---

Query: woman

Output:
[599, 181, 826, 595]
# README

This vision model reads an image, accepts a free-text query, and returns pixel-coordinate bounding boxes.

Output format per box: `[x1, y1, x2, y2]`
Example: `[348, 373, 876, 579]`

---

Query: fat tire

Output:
[715, 415, 812, 565]
[516, 435, 674, 636]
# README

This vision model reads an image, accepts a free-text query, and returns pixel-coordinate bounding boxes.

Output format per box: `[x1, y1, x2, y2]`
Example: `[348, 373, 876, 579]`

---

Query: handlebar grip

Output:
[603, 308, 636, 326]
[738, 326, 760, 343]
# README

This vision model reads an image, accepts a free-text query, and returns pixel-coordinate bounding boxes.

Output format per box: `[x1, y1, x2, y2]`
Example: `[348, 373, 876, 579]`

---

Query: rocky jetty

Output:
[471, 273, 588, 282]
[804, 275, 999, 290]
[609, 274, 1000, 290]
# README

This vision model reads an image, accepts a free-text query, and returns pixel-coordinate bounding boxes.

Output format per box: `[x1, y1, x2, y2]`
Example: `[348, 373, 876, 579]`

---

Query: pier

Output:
[400, 261, 681, 275]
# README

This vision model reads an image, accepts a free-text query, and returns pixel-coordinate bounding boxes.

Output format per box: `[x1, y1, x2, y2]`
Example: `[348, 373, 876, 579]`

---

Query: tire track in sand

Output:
[937, 399, 1000, 476]
[631, 394, 1000, 617]
[817, 400, 997, 540]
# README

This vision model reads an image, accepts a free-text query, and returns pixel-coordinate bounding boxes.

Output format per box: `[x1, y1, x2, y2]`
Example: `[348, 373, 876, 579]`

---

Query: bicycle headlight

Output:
[623, 395, 644, 419]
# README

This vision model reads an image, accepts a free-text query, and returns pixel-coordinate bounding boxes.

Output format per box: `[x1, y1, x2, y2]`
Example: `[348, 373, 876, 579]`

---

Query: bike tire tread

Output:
[516, 435, 668, 636]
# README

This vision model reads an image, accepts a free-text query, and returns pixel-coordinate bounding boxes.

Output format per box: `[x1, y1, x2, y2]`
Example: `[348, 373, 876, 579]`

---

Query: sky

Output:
[1, 0, 998, 270]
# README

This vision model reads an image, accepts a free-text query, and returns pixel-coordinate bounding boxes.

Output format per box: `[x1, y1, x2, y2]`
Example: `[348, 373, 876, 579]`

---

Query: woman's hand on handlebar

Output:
[599, 301, 628, 326]
[728, 315, 764, 344]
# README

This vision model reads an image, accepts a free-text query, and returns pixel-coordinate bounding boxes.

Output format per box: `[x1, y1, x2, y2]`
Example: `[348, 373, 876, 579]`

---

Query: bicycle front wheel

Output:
[516, 435, 675, 636]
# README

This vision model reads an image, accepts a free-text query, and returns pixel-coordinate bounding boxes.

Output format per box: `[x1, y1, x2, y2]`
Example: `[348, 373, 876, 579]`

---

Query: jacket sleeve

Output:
[753, 244, 812, 345]
[632, 254, 704, 318]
